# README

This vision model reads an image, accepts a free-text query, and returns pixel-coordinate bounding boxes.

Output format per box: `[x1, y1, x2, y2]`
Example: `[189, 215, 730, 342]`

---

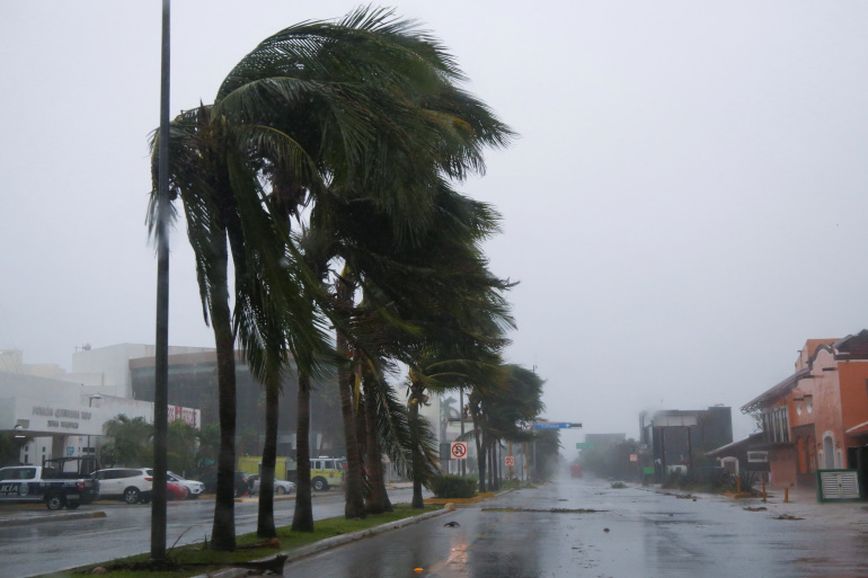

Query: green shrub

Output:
[429, 475, 478, 498]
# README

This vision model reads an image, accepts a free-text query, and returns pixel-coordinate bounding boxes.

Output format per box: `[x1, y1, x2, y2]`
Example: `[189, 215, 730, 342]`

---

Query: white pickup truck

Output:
[0, 465, 99, 510]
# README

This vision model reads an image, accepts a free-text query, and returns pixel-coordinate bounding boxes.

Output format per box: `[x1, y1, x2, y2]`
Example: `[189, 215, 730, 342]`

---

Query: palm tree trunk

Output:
[408, 384, 425, 509]
[257, 369, 279, 538]
[497, 442, 503, 488]
[472, 408, 486, 493]
[363, 378, 391, 514]
[355, 385, 368, 501]
[210, 245, 237, 551]
[487, 441, 494, 490]
[335, 271, 366, 519]
[291, 370, 314, 532]
[494, 442, 501, 490]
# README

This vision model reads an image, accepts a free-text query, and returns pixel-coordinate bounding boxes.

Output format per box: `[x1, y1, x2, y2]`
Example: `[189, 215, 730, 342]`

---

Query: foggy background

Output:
[2, 1, 867, 451]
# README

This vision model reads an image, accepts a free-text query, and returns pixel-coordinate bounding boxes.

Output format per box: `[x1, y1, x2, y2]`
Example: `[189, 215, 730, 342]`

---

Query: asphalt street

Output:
[282, 478, 868, 578]
[1, 488, 417, 578]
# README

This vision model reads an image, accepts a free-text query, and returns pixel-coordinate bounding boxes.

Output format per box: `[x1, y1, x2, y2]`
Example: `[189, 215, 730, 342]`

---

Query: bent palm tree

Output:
[215, 7, 512, 520]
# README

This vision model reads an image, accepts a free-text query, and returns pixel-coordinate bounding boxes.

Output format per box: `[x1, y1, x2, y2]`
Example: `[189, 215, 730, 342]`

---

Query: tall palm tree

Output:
[150, 104, 325, 548]
[155, 6, 513, 534]
[214, 8, 511, 519]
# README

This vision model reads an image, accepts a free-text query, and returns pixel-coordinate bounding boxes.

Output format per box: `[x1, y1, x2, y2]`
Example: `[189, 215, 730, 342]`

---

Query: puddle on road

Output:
[481, 507, 608, 514]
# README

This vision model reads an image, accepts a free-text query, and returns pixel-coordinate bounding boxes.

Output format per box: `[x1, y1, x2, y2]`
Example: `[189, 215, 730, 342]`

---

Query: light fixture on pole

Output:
[87, 394, 102, 455]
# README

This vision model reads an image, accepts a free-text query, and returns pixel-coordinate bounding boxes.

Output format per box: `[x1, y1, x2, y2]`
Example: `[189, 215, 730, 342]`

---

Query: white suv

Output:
[167, 471, 205, 498]
[92, 468, 153, 504]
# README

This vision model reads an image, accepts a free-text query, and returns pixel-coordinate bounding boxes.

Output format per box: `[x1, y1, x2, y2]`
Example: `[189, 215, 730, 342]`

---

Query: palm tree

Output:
[214, 8, 511, 520]
[102, 415, 154, 467]
[151, 104, 325, 548]
[154, 6, 512, 535]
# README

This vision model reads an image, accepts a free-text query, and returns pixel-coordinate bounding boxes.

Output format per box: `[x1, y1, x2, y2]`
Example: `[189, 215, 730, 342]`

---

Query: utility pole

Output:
[459, 387, 465, 477]
[151, 0, 171, 563]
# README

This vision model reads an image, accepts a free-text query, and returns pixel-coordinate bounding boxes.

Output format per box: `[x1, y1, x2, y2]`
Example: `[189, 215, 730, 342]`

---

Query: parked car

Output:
[200, 470, 252, 497]
[0, 465, 99, 510]
[246, 474, 295, 496]
[166, 471, 205, 498]
[92, 467, 153, 504]
[166, 481, 189, 500]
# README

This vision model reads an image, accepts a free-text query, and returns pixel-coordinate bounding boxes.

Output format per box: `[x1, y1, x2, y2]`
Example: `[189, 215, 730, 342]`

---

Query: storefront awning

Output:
[845, 420, 868, 437]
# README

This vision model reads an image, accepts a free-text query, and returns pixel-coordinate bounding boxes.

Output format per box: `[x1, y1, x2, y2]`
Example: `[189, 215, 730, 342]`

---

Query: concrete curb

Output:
[1, 510, 107, 527]
[197, 508, 451, 578]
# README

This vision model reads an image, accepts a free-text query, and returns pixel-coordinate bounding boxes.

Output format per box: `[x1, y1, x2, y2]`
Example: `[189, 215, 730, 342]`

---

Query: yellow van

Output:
[310, 456, 346, 491]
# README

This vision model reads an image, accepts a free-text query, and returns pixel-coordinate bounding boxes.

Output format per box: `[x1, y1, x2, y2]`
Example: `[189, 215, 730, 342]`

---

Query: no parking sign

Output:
[450, 441, 468, 460]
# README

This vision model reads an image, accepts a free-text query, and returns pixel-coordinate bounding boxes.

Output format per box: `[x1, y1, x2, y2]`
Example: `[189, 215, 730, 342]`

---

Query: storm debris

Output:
[743, 506, 768, 512]
[775, 513, 804, 520]
[481, 507, 607, 514]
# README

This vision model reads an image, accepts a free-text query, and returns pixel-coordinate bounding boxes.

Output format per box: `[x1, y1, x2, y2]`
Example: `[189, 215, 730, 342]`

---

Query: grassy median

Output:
[43, 504, 442, 578]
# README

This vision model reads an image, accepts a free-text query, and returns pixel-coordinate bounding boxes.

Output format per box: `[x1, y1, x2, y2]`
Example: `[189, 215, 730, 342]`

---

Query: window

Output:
[18, 468, 36, 480]
[762, 406, 790, 443]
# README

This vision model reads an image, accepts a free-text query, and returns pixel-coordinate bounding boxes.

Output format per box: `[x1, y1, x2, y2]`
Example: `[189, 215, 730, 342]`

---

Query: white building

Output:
[0, 345, 204, 466]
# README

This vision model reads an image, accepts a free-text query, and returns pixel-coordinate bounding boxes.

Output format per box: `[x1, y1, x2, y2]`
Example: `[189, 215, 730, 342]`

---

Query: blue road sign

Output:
[532, 422, 582, 430]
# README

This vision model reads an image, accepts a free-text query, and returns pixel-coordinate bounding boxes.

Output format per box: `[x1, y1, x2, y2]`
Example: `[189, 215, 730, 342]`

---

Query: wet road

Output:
[2, 488, 417, 578]
[284, 478, 868, 578]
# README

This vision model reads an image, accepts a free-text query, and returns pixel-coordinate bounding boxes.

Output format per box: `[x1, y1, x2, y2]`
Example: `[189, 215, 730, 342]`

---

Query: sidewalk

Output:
[651, 483, 868, 530]
[0, 509, 107, 527]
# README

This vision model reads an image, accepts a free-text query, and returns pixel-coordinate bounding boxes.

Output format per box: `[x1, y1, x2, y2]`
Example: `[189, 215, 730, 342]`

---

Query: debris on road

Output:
[482, 507, 608, 514]
[611, 482, 627, 489]
[775, 513, 804, 521]
[444, 521, 460, 527]
[743, 506, 768, 512]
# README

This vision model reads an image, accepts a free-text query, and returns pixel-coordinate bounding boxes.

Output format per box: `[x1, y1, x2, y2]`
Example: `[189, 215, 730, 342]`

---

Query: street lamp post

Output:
[87, 394, 102, 458]
[151, 0, 172, 563]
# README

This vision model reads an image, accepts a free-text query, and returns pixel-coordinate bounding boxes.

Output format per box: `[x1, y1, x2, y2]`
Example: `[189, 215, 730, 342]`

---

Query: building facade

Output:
[640, 406, 733, 480]
[129, 351, 344, 461]
[741, 332, 868, 493]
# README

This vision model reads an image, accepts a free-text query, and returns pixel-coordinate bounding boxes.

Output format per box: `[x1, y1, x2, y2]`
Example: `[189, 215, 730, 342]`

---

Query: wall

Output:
[769, 446, 797, 489]
[72, 343, 213, 398]
[838, 360, 868, 434]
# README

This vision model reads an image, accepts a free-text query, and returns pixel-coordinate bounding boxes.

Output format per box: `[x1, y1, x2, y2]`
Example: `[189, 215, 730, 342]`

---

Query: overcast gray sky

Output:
[2, 1, 868, 447]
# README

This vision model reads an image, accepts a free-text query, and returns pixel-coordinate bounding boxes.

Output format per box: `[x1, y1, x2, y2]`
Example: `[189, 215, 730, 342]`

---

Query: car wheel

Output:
[312, 477, 328, 492]
[123, 487, 141, 504]
[276, 486, 286, 495]
[46, 494, 65, 511]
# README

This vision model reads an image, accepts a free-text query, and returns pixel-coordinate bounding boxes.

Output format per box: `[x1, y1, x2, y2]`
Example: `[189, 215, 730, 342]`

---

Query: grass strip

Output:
[41, 504, 441, 578]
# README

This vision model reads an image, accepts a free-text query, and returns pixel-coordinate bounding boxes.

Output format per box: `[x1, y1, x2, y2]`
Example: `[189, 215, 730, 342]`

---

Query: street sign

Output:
[629, 453, 639, 463]
[450, 441, 468, 460]
[533, 422, 582, 430]
[504, 455, 515, 467]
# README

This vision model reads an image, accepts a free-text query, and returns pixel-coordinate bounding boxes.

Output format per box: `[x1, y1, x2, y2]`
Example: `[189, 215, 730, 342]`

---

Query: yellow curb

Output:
[425, 492, 497, 506]
[723, 491, 755, 500]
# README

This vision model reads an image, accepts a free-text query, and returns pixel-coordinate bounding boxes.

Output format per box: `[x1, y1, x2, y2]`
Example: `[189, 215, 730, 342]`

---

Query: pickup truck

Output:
[0, 465, 99, 510]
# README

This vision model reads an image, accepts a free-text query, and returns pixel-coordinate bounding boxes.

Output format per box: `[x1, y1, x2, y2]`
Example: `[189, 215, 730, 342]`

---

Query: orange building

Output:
[741, 331, 868, 494]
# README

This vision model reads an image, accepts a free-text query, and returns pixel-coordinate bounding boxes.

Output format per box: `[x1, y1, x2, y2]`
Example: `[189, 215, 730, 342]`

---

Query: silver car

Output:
[247, 475, 295, 495]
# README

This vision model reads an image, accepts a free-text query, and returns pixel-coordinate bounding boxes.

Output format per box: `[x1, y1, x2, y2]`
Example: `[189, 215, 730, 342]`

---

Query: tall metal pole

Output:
[459, 387, 465, 477]
[151, 0, 171, 562]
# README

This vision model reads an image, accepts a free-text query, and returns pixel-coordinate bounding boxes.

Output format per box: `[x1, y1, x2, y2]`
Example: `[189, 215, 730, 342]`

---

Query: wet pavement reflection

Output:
[283, 478, 868, 577]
